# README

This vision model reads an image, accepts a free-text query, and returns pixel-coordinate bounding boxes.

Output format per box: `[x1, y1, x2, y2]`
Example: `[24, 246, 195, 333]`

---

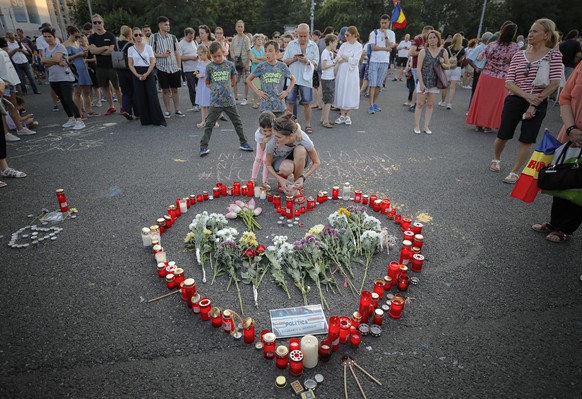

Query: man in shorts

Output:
[151, 16, 184, 119]
[367, 14, 395, 114]
[88, 14, 122, 115]
[282, 23, 319, 134]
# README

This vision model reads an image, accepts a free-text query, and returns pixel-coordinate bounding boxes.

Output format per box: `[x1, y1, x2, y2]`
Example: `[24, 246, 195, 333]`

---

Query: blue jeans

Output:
[14, 62, 38, 94]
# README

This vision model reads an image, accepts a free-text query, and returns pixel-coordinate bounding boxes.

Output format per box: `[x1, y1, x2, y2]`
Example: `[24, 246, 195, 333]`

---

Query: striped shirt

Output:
[151, 32, 180, 73]
[506, 49, 562, 95]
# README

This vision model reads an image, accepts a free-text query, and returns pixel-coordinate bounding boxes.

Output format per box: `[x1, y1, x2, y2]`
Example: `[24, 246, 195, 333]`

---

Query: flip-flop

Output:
[322, 122, 333, 128]
[503, 172, 519, 184]
[0, 181, 7, 188]
[305, 126, 313, 134]
[532, 222, 554, 233]
[490, 160, 501, 172]
[546, 231, 571, 243]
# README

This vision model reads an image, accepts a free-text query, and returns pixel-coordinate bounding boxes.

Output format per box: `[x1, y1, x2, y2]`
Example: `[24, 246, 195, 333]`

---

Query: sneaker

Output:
[344, 116, 352, 125]
[0, 167, 26, 178]
[52, 105, 59, 112]
[5, 132, 21, 142]
[438, 101, 446, 107]
[105, 107, 116, 116]
[164, 112, 171, 119]
[414, 128, 421, 134]
[335, 115, 346, 124]
[193, 105, 200, 112]
[17, 127, 36, 136]
[101, 96, 107, 102]
[62, 119, 76, 128]
[72, 120, 86, 130]
[446, 103, 452, 109]
[409, 104, 416, 112]
[96, 100, 103, 107]
[240, 98, 248, 106]
[239, 143, 253, 152]
[424, 129, 433, 135]
[367, 106, 375, 114]
[112, 96, 118, 102]
[220, 115, 228, 121]
[199, 146, 210, 157]
[373, 104, 382, 112]
[175, 111, 185, 118]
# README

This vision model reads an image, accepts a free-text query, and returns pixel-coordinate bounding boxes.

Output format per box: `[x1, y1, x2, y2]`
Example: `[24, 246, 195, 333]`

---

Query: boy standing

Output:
[246, 40, 295, 115]
[199, 42, 253, 157]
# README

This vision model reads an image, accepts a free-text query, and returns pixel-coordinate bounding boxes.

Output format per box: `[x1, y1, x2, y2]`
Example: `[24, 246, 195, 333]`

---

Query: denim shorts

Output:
[286, 84, 313, 105]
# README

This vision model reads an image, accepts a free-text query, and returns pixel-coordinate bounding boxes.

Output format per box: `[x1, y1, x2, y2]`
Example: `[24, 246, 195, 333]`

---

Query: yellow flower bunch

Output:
[184, 231, 196, 243]
[203, 228, 212, 235]
[338, 207, 351, 217]
[239, 231, 258, 247]
[307, 224, 325, 236]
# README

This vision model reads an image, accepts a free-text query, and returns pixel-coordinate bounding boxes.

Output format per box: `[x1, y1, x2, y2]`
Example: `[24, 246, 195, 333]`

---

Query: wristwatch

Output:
[566, 125, 577, 136]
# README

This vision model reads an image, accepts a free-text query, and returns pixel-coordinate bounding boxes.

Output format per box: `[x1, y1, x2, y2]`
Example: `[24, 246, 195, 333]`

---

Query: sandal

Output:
[490, 160, 501, 172]
[546, 231, 571, 243]
[532, 222, 554, 233]
[305, 126, 313, 134]
[322, 121, 333, 128]
[503, 172, 519, 184]
[0, 168, 27, 178]
[0, 181, 6, 188]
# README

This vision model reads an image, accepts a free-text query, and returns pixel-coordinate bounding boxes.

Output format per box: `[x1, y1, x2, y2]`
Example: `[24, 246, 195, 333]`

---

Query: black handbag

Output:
[538, 141, 582, 190]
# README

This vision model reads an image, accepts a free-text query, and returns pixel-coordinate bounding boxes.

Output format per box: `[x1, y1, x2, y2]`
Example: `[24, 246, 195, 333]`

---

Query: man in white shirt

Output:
[395, 33, 411, 82]
[178, 27, 198, 111]
[367, 14, 395, 114]
[6, 32, 38, 95]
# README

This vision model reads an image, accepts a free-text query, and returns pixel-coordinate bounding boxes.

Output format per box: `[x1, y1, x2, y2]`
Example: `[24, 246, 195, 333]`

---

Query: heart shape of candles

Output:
[8, 225, 63, 248]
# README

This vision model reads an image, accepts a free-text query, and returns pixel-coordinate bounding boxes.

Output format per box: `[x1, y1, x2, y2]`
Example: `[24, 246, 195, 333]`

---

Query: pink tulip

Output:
[253, 207, 262, 216]
[235, 200, 245, 207]
[248, 198, 256, 209]
[228, 204, 242, 213]
[225, 211, 238, 219]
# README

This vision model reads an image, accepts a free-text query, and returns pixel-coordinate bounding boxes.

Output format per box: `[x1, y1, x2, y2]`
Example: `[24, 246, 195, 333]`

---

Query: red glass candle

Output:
[394, 214, 402, 225]
[289, 337, 300, 352]
[247, 180, 255, 197]
[275, 346, 289, 369]
[399, 240, 412, 266]
[203, 191, 209, 201]
[273, 194, 281, 207]
[339, 316, 351, 344]
[413, 234, 424, 250]
[354, 190, 362, 202]
[233, 182, 241, 196]
[300, 206, 306, 214]
[388, 262, 400, 286]
[163, 215, 172, 228]
[373, 278, 386, 299]
[371, 293, 380, 311]
[220, 185, 227, 196]
[157, 263, 167, 278]
[295, 209, 300, 217]
[358, 291, 372, 324]
[381, 198, 391, 214]
[197, 194, 203, 203]
[316, 192, 322, 203]
[398, 275, 410, 291]
[389, 296, 405, 319]
[332, 186, 340, 200]
[260, 329, 271, 344]
[241, 185, 248, 196]
[411, 254, 425, 272]
[243, 317, 255, 344]
[362, 195, 369, 205]
[191, 294, 201, 313]
[174, 199, 182, 216]
[318, 339, 332, 362]
[263, 333, 276, 360]
[350, 331, 362, 348]
[165, 261, 176, 274]
[222, 309, 235, 334]
[56, 189, 69, 212]
[351, 312, 362, 329]
[184, 197, 191, 209]
[199, 298, 212, 320]
[168, 205, 177, 220]
[322, 191, 328, 202]
[181, 278, 196, 302]
[173, 268, 185, 286]
[384, 275, 392, 291]
[189, 194, 196, 206]
[267, 193, 274, 202]
[213, 187, 221, 198]
[388, 209, 396, 220]
[412, 222, 423, 234]
[373, 308, 384, 326]
[289, 350, 304, 377]
[165, 274, 175, 289]
[373, 200, 382, 213]
[210, 307, 222, 328]
[369, 194, 377, 208]
[307, 197, 315, 210]
[404, 230, 415, 242]
[286, 196, 294, 219]
[401, 217, 412, 232]
[327, 316, 340, 352]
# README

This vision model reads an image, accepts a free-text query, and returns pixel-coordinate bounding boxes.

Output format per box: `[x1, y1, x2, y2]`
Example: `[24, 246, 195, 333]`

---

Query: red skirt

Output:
[466, 74, 508, 129]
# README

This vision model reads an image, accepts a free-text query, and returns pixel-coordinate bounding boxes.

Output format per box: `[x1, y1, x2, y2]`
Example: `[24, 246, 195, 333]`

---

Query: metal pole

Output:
[87, 0, 93, 20]
[477, 0, 487, 38]
[310, 0, 314, 32]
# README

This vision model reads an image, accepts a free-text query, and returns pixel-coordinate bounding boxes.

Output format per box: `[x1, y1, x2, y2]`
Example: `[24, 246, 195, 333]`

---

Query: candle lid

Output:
[263, 332, 276, 343]
[358, 324, 370, 336]
[414, 234, 424, 240]
[410, 277, 420, 285]
[153, 244, 162, 251]
[381, 304, 390, 312]
[399, 265, 409, 272]
[174, 268, 184, 275]
[157, 263, 166, 270]
[304, 379, 317, 390]
[168, 205, 176, 210]
[142, 227, 151, 234]
[209, 307, 221, 318]
[371, 293, 379, 300]
[276, 345, 289, 356]
[413, 254, 425, 260]
[164, 215, 171, 221]
[168, 261, 176, 267]
[403, 240, 412, 246]
[352, 311, 362, 322]
[374, 308, 384, 317]
[289, 350, 304, 361]
[232, 331, 242, 340]
[165, 274, 174, 281]
[198, 298, 211, 307]
[314, 374, 324, 384]
[370, 325, 382, 337]
[184, 278, 195, 286]
[190, 294, 201, 304]
[275, 376, 287, 388]
[223, 309, 232, 319]
[374, 278, 385, 285]
[255, 341, 264, 350]
[56, 188, 64, 193]
[242, 317, 254, 328]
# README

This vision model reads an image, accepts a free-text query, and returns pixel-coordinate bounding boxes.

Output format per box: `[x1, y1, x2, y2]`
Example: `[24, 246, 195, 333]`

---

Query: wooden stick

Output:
[147, 289, 180, 303]
[349, 364, 367, 399]
[353, 362, 382, 386]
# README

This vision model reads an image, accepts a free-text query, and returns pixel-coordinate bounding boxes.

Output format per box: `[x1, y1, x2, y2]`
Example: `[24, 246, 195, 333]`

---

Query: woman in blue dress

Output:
[195, 45, 214, 128]
[64, 25, 97, 118]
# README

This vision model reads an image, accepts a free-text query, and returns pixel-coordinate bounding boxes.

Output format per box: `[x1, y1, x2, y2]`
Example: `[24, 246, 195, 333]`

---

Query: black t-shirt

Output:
[88, 31, 116, 68]
[559, 39, 582, 68]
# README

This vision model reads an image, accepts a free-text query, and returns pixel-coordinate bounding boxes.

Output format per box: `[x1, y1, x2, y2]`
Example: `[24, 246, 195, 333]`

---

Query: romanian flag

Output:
[391, 0, 407, 29]
[511, 129, 562, 203]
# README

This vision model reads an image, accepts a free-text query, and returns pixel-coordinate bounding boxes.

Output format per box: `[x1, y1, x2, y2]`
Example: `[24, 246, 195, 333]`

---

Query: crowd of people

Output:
[1, 14, 581, 242]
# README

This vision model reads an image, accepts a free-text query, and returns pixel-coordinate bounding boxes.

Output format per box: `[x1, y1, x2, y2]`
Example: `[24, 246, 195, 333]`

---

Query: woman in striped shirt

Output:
[490, 18, 562, 184]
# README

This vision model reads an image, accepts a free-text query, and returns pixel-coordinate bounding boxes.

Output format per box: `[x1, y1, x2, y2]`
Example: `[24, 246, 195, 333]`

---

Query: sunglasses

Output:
[134, 33, 143, 37]
[274, 36, 280, 39]
[93, 21, 102, 25]
[524, 62, 531, 76]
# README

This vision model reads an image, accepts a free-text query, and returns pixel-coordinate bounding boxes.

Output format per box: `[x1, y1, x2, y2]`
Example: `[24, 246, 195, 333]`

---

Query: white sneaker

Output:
[446, 103, 452, 109]
[72, 120, 86, 130]
[240, 98, 248, 106]
[164, 112, 171, 119]
[62, 119, 76, 128]
[18, 127, 36, 135]
[193, 105, 200, 112]
[335, 116, 346, 124]
[5, 132, 21, 142]
[344, 116, 352, 125]
[438, 101, 446, 107]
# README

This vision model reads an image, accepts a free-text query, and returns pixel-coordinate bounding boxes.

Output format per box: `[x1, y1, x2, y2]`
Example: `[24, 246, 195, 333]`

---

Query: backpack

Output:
[112, 40, 131, 70]
[448, 47, 462, 68]
[366, 30, 378, 60]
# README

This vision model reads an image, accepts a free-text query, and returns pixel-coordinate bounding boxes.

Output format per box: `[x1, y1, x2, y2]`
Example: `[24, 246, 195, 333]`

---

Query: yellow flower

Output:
[240, 231, 258, 247]
[307, 224, 325, 236]
[338, 208, 351, 217]
[203, 229, 212, 235]
[184, 231, 195, 243]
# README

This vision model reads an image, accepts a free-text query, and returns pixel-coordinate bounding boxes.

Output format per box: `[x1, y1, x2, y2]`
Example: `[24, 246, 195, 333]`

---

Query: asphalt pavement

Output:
[0, 77, 580, 398]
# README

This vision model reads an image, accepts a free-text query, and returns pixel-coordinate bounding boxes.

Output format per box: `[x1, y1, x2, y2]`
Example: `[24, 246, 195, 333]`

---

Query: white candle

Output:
[154, 250, 167, 263]
[301, 335, 318, 369]
[254, 186, 261, 198]
[141, 227, 152, 247]
[179, 199, 188, 213]
[149, 226, 161, 245]
[259, 189, 267, 200]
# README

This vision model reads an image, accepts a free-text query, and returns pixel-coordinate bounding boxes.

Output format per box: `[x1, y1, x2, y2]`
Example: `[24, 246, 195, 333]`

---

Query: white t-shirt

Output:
[178, 38, 198, 72]
[397, 40, 411, 58]
[7, 41, 29, 64]
[254, 128, 270, 144]
[128, 44, 154, 67]
[320, 49, 334, 80]
[368, 29, 395, 63]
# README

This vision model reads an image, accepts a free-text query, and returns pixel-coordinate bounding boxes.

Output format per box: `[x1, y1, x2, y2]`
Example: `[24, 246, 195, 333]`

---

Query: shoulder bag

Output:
[538, 141, 582, 190]
[532, 56, 550, 88]
[433, 49, 449, 89]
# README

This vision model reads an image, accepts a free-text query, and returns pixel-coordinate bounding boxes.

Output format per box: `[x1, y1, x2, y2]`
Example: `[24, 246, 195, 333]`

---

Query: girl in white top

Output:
[334, 26, 363, 126]
[250, 111, 276, 187]
[320, 34, 338, 128]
